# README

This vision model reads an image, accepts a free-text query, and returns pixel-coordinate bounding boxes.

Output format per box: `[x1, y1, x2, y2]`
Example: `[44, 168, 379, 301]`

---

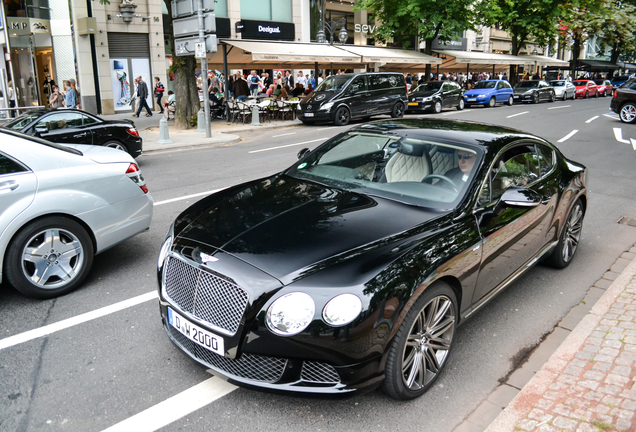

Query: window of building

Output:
[241, 0, 292, 22]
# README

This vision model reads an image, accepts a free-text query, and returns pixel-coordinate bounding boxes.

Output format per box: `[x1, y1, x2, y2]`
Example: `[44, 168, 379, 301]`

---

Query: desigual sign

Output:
[258, 25, 281, 35]
[354, 24, 376, 34]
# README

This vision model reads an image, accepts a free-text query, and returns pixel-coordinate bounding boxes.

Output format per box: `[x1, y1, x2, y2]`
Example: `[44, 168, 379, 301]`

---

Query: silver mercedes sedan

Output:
[0, 129, 153, 298]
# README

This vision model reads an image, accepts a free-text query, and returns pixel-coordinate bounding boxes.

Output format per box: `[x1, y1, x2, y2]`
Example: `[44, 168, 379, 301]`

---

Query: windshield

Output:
[550, 80, 565, 86]
[314, 76, 351, 92]
[286, 131, 481, 209]
[515, 81, 539, 88]
[612, 76, 628, 81]
[573, 81, 589, 86]
[3, 113, 41, 130]
[593, 79, 606, 85]
[411, 82, 442, 92]
[473, 81, 497, 89]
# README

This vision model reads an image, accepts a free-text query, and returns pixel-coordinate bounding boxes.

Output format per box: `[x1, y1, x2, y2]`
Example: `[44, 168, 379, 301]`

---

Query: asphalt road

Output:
[2, 96, 636, 432]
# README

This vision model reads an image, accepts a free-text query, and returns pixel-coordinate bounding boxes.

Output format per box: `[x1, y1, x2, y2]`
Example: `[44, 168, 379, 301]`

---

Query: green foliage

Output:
[188, 114, 197, 127]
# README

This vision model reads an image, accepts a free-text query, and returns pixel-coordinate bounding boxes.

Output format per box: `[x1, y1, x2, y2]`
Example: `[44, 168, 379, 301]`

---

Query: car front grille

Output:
[300, 361, 341, 384]
[164, 256, 249, 335]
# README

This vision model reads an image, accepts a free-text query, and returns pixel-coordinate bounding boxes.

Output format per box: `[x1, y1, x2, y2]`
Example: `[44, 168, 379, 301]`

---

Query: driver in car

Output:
[444, 150, 477, 188]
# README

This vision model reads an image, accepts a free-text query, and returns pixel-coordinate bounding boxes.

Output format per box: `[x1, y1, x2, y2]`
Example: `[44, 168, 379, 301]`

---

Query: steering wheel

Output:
[422, 174, 458, 192]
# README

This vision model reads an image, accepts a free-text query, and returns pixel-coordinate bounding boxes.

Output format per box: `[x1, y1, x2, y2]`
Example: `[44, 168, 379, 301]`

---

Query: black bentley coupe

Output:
[157, 119, 587, 400]
[3, 109, 143, 158]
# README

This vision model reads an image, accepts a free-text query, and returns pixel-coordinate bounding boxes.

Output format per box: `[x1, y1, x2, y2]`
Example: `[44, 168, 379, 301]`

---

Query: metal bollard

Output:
[157, 117, 173, 144]
[251, 104, 261, 126]
[197, 108, 206, 133]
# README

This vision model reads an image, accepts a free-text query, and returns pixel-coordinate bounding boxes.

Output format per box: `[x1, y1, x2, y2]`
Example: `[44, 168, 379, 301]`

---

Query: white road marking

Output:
[506, 111, 529, 118]
[100, 377, 237, 432]
[248, 138, 325, 154]
[316, 127, 339, 131]
[604, 113, 620, 120]
[613, 128, 630, 144]
[585, 116, 599, 123]
[548, 105, 571, 110]
[154, 189, 222, 206]
[631, 139, 636, 151]
[0, 291, 157, 351]
[442, 110, 473, 116]
[271, 132, 296, 138]
[557, 130, 579, 143]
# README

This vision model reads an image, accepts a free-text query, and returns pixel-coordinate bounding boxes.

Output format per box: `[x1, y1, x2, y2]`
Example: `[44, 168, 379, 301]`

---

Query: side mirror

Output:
[297, 148, 311, 160]
[500, 187, 541, 208]
[34, 125, 48, 136]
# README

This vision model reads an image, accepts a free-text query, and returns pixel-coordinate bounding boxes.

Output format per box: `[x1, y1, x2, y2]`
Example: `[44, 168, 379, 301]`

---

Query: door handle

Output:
[73, 132, 88, 138]
[0, 180, 19, 193]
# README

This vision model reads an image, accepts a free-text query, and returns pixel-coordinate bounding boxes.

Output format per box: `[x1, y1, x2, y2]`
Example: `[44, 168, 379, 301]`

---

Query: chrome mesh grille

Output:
[164, 256, 249, 334]
[301, 361, 341, 384]
[167, 326, 287, 383]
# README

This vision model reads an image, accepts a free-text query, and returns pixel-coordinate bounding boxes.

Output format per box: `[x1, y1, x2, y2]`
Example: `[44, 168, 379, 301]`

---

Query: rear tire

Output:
[584, 92, 589, 99]
[457, 99, 465, 111]
[488, 97, 496, 108]
[507, 96, 514, 106]
[391, 102, 405, 118]
[619, 102, 636, 124]
[104, 141, 129, 154]
[595, 90, 599, 98]
[562, 92, 567, 101]
[545, 199, 584, 269]
[532, 93, 539, 104]
[549, 92, 556, 102]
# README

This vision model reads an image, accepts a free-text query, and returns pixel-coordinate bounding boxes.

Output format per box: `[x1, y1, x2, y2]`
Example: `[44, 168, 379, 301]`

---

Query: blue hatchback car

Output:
[464, 80, 514, 107]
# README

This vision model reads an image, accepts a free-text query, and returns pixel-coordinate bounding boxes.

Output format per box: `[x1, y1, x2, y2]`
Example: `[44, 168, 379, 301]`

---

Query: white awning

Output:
[433, 50, 532, 65]
[207, 39, 362, 68]
[518, 55, 570, 67]
[339, 45, 441, 66]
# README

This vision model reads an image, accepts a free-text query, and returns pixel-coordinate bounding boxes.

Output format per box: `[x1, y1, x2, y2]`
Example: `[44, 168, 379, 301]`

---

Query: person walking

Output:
[7, 81, 17, 117]
[64, 80, 77, 108]
[70, 79, 81, 109]
[154, 77, 165, 114]
[248, 70, 261, 97]
[233, 75, 250, 101]
[134, 76, 152, 117]
[49, 85, 64, 109]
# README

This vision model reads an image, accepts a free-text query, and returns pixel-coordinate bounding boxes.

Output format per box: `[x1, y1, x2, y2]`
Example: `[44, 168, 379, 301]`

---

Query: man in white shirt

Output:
[296, 71, 307, 87]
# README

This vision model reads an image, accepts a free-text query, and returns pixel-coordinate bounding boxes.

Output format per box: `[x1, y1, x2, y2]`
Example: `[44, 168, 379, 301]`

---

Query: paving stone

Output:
[516, 418, 538, 431]
[594, 278, 614, 289]
[598, 384, 623, 395]
[528, 408, 552, 422]
[620, 389, 636, 400]
[605, 373, 630, 386]
[576, 351, 595, 360]
[552, 416, 578, 430]
[558, 374, 578, 385]
[582, 345, 600, 353]
[583, 370, 605, 381]
[592, 362, 613, 372]
[464, 400, 502, 429]
[544, 390, 561, 400]
[535, 398, 555, 410]
[603, 270, 621, 280]
[566, 365, 585, 375]
[594, 354, 616, 363]
[621, 252, 636, 260]
[571, 408, 593, 422]
[591, 330, 608, 338]
[611, 407, 635, 420]
[605, 313, 620, 320]
[571, 359, 588, 367]
[583, 391, 604, 402]
[452, 420, 484, 432]
[621, 398, 636, 410]
[507, 365, 536, 389]
[601, 395, 623, 407]
[561, 305, 593, 330]
[611, 258, 632, 273]
[586, 336, 603, 346]
[536, 425, 558, 432]
[594, 404, 612, 415]
[486, 384, 519, 408]
[553, 404, 572, 417]
[615, 418, 633, 431]
[578, 380, 600, 391]
[602, 339, 623, 349]
[575, 423, 597, 432]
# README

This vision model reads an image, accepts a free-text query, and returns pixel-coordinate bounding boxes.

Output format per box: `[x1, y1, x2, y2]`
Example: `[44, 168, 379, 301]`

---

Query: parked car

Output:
[464, 79, 514, 107]
[611, 75, 631, 88]
[405, 81, 464, 113]
[158, 118, 586, 400]
[513, 80, 556, 103]
[610, 78, 636, 124]
[550, 80, 576, 100]
[0, 129, 153, 298]
[573, 80, 598, 99]
[593, 79, 613, 97]
[2, 109, 143, 158]
[299, 72, 407, 126]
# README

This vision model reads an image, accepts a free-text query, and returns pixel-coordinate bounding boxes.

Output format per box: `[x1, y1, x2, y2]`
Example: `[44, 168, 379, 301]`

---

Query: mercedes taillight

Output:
[126, 163, 149, 194]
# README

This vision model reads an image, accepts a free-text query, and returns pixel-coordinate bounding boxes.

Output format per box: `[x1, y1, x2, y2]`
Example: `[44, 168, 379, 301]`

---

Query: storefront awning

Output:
[518, 55, 569, 67]
[207, 39, 362, 69]
[617, 61, 636, 70]
[433, 50, 533, 65]
[577, 59, 620, 72]
[339, 45, 441, 68]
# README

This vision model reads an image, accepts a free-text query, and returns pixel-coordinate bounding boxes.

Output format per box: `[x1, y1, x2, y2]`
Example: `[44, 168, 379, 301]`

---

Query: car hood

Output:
[175, 175, 446, 282]
[62, 144, 135, 164]
[301, 91, 338, 106]
[409, 90, 438, 98]
[465, 88, 494, 96]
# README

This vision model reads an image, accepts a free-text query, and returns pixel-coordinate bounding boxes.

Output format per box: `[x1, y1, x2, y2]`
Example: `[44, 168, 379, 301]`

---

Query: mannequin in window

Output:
[43, 75, 56, 105]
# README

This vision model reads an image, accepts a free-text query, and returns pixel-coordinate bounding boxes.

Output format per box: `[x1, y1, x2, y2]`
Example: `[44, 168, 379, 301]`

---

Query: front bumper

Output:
[464, 96, 489, 105]
[513, 93, 533, 102]
[405, 102, 433, 112]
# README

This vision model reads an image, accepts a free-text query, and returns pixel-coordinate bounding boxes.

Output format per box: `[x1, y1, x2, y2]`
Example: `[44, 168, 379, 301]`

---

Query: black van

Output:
[299, 72, 407, 126]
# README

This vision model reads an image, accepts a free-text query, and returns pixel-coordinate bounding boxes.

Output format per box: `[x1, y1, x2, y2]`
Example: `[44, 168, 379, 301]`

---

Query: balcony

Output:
[490, 28, 511, 41]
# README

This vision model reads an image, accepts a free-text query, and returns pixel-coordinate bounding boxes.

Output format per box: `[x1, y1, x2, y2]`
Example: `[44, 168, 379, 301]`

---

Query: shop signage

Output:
[239, 20, 295, 41]
[432, 37, 467, 51]
[6, 18, 50, 35]
[354, 24, 376, 34]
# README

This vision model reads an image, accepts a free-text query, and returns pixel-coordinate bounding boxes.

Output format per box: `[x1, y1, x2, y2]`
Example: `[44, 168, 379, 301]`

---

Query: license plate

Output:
[168, 307, 224, 356]
[304, 113, 314, 117]
[408, 102, 418, 106]
[467, 98, 476, 102]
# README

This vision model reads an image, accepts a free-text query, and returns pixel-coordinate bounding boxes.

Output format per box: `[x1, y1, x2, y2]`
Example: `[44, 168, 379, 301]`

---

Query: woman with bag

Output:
[154, 77, 165, 114]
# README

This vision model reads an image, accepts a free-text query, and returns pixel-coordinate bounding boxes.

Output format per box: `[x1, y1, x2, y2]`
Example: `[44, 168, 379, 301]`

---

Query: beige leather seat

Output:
[385, 142, 432, 182]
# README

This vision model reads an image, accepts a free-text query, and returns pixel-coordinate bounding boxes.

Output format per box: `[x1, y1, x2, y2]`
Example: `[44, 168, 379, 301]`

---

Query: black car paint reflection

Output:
[158, 119, 587, 398]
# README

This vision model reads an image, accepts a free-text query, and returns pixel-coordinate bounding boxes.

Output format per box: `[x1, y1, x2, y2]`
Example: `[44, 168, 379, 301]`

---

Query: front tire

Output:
[562, 92, 567, 101]
[488, 97, 496, 108]
[584, 91, 589, 99]
[532, 93, 539, 104]
[382, 282, 457, 400]
[5, 217, 94, 299]
[432, 101, 442, 114]
[549, 92, 556, 102]
[595, 90, 599, 98]
[333, 106, 350, 126]
[545, 199, 584, 269]
[391, 102, 405, 118]
[619, 103, 636, 124]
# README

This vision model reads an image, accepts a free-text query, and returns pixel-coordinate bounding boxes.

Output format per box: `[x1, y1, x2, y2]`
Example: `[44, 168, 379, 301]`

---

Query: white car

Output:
[0, 129, 153, 298]
[550, 80, 576, 100]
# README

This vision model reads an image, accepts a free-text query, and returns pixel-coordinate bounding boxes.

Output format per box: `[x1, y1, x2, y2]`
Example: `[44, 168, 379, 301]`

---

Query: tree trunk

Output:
[424, 37, 434, 81]
[509, 34, 522, 86]
[164, 0, 200, 130]
[609, 43, 620, 77]
[570, 34, 581, 78]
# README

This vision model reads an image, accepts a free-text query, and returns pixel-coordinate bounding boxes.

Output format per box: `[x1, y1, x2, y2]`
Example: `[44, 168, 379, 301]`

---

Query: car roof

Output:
[351, 119, 543, 153]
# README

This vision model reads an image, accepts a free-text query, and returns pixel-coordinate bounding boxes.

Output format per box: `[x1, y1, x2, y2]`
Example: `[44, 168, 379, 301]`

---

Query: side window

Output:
[0, 152, 28, 175]
[369, 75, 392, 91]
[628, 81, 636, 90]
[347, 76, 366, 95]
[504, 82, 511, 89]
[536, 144, 555, 176]
[35, 112, 84, 131]
[82, 114, 98, 126]
[480, 145, 540, 203]
[496, 81, 504, 90]
[442, 82, 452, 91]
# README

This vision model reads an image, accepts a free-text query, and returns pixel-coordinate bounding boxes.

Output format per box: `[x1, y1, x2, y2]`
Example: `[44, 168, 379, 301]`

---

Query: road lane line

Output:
[506, 111, 529, 118]
[0, 291, 157, 350]
[604, 113, 619, 119]
[442, 110, 473, 116]
[316, 127, 339, 131]
[585, 116, 599, 123]
[614, 128, 630, 144]
[557, 130, 579, 143]
[154, 189, 222, 206]
[101, 377, 237, 432]
[631, 139, 636, 151]
[248, 138, 325, 154]
[548, 105, 571, 110]
[271, 132, 296, 138]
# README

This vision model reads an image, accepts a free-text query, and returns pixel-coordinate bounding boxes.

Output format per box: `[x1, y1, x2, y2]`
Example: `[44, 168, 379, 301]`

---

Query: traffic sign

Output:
[174, 35, 217, 56]
[171, 0, 214, 18]
[173, 13, 215, 38]
[195, 42, 206, 59]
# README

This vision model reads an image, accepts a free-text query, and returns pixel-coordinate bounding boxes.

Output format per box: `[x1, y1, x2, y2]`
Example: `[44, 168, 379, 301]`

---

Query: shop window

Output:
[241, 0, 292, 22]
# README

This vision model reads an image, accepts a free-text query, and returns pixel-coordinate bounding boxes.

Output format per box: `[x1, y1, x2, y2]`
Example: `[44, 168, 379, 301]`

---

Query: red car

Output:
[573, 80, 598, 98]
[593, 79, 613, 97]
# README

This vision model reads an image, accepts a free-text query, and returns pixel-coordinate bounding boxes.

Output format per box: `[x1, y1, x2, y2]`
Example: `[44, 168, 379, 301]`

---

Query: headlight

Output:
[158, 226, 174, 269]
[476, 94, 485, 98]
[322, 294, 362, 327]
[423, 97, 432, 102]
[320, 102, 334, 111]
[266, 292, 315, 336]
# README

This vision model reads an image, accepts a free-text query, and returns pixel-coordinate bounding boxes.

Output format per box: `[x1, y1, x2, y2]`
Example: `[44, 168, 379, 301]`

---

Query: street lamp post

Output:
[532, 48, 538, 76]
[316, 18, 348, 77]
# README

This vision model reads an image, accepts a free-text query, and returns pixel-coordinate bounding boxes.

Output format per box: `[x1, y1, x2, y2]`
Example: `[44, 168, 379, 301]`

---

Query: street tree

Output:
[354, 0, 475, 80]
[557, 0, 605, 77]
[596, 0, 636, 70]
[478, 0, 567, 84]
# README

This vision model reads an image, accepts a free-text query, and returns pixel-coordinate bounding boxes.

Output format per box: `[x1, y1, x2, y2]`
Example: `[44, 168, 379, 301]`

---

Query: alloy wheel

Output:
[106, 142, 127, 152]
[21, 228, 85, 290]
[620, 103, 636, 123]
[434, 101, 442, 113]
[400, 295, 455, 391]
[562, 203, 583, 263]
